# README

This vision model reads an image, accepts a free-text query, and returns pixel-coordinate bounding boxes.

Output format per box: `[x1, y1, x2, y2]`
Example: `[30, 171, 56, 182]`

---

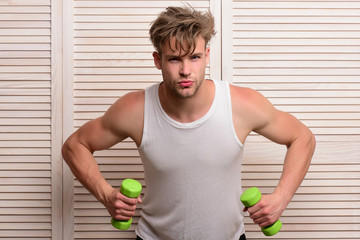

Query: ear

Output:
[153, 51, 162, 70]
[205, 47, 210, 66]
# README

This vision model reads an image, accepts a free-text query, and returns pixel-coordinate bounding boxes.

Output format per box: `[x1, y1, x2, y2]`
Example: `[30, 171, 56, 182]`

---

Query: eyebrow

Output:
[164, 52, 204, 59]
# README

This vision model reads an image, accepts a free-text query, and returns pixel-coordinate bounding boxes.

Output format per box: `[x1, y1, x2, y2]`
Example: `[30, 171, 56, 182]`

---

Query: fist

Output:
[105, 188, 142, 220]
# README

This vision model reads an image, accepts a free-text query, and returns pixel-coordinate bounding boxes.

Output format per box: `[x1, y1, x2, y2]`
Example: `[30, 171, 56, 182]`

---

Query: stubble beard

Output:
[163, 71, 205, 100]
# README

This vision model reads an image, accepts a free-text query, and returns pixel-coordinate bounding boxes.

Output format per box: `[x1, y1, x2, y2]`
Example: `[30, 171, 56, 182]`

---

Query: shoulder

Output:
[102, 90, 145, 143]
[105, 90, 144, 119]
[229, 84, 272, 111]
[229, 84, 276, 131]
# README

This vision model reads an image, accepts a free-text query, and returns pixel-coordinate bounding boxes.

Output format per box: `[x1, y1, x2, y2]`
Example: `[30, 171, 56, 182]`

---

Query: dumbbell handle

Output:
[111, 179, 142, 230]
[240, 187, 282, 236]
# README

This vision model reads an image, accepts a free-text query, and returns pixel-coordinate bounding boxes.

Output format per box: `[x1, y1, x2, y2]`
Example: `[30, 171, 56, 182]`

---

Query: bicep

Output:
[76, 91, 144, 151]
[254, 109, 304, 147]
[76, 116, 127, 153]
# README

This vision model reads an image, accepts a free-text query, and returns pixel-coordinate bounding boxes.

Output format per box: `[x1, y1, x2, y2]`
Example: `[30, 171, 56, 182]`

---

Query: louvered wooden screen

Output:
[1, 0, 359, 239]
[71, 1, 212, 239]
[0, 0, 52, 239]
[230, 1, 360, 239]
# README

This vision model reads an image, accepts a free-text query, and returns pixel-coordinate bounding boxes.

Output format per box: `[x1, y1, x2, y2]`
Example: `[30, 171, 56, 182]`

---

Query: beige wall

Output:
[0, 0, 359, 239]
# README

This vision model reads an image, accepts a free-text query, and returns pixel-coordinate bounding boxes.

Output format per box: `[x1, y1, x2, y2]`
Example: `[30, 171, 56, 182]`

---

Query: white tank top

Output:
[137, 79, 245, 240]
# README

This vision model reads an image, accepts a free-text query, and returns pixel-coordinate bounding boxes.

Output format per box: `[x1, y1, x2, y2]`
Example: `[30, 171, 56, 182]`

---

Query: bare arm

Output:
[62, 91, 144, 220]
[231, 86, 316, 227]
[251, 106, 316, 227]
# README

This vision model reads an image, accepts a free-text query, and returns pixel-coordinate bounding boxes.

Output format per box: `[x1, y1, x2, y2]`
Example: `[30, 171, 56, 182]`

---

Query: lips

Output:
[178, 80, 194, 87]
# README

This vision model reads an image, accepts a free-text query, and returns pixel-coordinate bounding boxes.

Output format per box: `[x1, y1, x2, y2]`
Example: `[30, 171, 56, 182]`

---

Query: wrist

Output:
[273, 185, 293, 206]
[95, 181, 115, 205]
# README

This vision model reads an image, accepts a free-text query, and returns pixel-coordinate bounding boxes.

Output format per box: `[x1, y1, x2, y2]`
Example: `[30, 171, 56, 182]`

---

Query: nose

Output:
[180, 60, 191, 77]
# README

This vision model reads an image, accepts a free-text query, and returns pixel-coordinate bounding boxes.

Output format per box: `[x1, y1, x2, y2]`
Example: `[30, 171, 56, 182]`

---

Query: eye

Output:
[191, 55, 201, 60]
[168, 58, 180, 62]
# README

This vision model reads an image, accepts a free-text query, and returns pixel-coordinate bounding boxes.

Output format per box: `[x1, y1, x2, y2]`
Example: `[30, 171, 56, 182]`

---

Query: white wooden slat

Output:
[234, 16, 360, 24]
[74, 74, 161, 82]
[0, 44, 50, 51]
[0, 231, 51, 238]
[256, 90, 359, 98]
[74, 29, 148, 38]
[0, 177, 50, 185]
[0, 148, 50, 155]
[235, 54, 360, 62]
[0, 96, 50, 103]
[74, 82, 154, 90]
[74, 59, 154, 67]
[233, 23, 360, 31]
[269, 98, 360, 105]
[74, 45, 154, 52]
[0, 111, 50, 118]
[233, 75, 360, 83]
[0, 223, 51, 230]
[0, 66, 50, 73]
[74, 15, 157, 23]
[0, 14, 50, 21]
[74, 38, 151, 45]
[74, 1, 209, 8]
[0, 89, 50, 96]
[0, 185, 51, 193]
[0, 215, 50, 222]
[234, 68, 360, 76]
[0, 155, 50, 163]
[0, 36, 51, 44]
[0, 200, 51, 208]
[0, 163, 50, 170]
[74, 22, 153, 30]
[233, 45, 360, 53]
[0, 170, 50, 178]
[0, 6, 50, 13]
[234, 8, 360, 16]
[235, 38, 360, 46]
[234, 60, 360, 68]
[0, 118, 50, 125]
[234, 31, 360, 39]
[0, 103, 50, 110]
[0, 73, 51, 81]
[233, 2, 360, 8]
[74, 52, 152, 60]
[1, 21, 50, 28]
[0, 29, 50, 36]
[0, 0, 50, 5]
[0, 81, 50, 88]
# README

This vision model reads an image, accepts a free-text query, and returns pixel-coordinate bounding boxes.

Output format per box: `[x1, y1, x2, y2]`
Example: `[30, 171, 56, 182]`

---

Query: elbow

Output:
[308, 128, 316, 152]
[62, 136, 73, 163]
[305, 128, 316, 164]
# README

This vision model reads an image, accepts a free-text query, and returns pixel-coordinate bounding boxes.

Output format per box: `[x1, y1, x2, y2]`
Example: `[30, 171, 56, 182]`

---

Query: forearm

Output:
[62, 137, 113, 204]
[274, 129, 316, 204]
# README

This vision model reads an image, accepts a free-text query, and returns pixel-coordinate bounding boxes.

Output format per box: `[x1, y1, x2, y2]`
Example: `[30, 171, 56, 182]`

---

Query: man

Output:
[62, 6, 316, 240]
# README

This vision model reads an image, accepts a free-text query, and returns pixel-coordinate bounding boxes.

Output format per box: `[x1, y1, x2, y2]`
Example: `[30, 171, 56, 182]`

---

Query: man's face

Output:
[153, 37, 210, 99]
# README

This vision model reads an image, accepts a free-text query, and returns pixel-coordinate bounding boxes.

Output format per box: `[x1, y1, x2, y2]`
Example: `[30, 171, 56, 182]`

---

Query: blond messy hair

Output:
[149, 6, 215, 56]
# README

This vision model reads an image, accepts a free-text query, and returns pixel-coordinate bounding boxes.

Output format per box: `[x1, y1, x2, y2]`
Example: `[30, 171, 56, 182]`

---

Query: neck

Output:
[159, 79, 215, 123]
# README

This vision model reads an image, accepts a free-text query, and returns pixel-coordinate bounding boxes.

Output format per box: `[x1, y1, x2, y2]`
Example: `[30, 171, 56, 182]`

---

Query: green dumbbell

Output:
[111, 179, 142, 230]
[241, 187, 282, 236]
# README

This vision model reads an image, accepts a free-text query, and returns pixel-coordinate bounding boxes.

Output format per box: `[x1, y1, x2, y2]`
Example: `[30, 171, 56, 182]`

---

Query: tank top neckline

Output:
[154, 79, 219, 129]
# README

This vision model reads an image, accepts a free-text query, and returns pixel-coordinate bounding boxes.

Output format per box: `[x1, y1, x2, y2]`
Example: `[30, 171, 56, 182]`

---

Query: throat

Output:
[159, 80, 215, 123]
